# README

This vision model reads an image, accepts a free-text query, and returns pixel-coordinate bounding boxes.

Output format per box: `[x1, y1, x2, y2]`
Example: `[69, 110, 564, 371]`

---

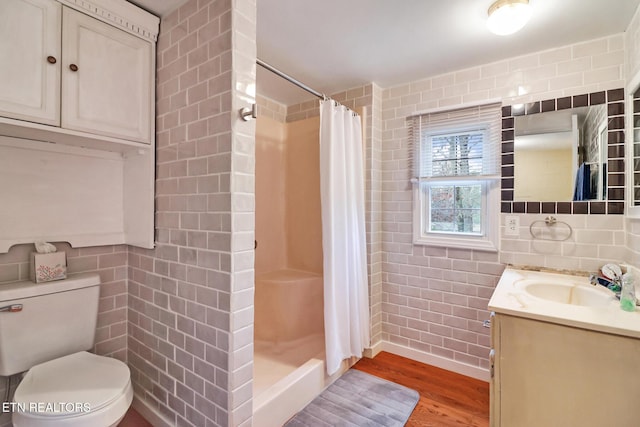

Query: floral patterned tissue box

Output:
[30, 252, 67, 283]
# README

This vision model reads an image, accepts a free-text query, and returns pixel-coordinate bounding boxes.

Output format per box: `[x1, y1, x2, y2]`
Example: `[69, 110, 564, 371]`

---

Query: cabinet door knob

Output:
[69, 64, 78, 72]
[46, 56, 57, 64]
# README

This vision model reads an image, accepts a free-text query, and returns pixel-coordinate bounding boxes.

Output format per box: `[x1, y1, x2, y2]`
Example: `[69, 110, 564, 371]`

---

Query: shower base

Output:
[253, 333, 325, 427]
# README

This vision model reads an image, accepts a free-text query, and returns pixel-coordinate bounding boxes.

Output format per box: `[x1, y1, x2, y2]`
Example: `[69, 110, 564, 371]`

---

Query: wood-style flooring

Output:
[119, 350, 489, 426]
[118, 408, 152, 427]
[353, 351, 490, 427]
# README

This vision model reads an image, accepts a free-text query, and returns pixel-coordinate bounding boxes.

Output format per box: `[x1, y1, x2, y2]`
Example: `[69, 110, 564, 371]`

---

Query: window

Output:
[410, 103, 501, 251]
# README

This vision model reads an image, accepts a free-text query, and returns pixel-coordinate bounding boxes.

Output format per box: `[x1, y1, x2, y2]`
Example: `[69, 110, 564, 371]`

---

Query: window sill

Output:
[413, 233, 498, 252]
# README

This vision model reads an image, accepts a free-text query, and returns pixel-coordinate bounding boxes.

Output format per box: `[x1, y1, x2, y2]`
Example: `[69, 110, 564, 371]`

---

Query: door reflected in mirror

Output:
[514, 104, 607, 201]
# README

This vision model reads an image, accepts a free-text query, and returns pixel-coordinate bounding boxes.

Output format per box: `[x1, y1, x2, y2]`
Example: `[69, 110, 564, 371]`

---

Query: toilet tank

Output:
[0, 273, 100, 376]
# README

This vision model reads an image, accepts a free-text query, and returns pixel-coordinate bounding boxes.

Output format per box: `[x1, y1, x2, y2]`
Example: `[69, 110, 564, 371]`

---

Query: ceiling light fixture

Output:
[487, 0, 532, 36]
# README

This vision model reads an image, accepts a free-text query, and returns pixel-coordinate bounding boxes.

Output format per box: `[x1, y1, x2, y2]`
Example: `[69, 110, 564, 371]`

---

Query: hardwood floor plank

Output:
[118, 408, 152, 427]
[353, 351, 489, 426]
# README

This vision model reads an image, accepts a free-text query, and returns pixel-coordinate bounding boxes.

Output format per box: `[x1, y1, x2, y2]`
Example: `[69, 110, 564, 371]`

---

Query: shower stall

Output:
[253, 110, 327, 425]
[253, 59, 369, 426]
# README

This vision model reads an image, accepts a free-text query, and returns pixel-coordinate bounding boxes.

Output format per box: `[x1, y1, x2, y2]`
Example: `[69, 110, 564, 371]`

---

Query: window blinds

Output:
[409, 102, 502, 180]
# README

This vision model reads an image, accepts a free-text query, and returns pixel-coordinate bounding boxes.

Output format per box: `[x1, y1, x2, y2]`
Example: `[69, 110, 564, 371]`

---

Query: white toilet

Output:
[0, 273, 133, 427]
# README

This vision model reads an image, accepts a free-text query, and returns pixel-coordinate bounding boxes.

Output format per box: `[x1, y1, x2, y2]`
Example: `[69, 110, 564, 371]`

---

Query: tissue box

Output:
[30, 252, 67, 283]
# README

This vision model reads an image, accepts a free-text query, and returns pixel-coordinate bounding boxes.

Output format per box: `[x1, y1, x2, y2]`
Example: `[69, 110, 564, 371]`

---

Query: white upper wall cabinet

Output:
[61, 7, 152, 143]
[0, 0, 158, 149]
[0, 0, 61, 126]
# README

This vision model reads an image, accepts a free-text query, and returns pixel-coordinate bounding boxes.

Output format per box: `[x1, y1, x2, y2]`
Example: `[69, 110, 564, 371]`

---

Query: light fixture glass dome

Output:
[487, 0, 532, 36]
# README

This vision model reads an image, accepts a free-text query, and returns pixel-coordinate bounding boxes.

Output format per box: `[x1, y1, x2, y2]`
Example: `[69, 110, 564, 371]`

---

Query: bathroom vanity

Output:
[489, 268, 640, 427]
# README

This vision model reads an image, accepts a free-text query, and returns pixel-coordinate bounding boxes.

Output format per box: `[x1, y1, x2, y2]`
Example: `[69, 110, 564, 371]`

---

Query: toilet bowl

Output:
[12, 352, 132, 427]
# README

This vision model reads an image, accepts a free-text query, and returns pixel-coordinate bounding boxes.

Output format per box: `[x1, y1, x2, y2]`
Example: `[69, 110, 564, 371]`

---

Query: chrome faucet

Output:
[589, 273, 621, 292]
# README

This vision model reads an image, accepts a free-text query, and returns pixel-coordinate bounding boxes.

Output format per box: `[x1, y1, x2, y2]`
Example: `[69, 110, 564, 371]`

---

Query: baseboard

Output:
[132, 394, 173, 427]
[363, 340, 384, 359]
[380, 341, 490, 382]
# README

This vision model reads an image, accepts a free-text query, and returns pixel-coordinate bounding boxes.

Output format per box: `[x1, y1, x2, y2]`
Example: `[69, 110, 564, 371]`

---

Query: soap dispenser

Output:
[620, 273, 636, 312]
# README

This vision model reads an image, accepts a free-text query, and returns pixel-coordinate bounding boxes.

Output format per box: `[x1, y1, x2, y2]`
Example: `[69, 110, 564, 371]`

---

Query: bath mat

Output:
[283, 369, 419, 427]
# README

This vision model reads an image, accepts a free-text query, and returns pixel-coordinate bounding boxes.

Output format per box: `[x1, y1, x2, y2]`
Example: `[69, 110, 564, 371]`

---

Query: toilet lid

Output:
[14, 351, 130, 417]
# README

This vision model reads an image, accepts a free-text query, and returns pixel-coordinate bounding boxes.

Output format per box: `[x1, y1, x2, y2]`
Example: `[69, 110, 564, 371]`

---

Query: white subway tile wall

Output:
[381, 34, 626, 370]
[128, 0, 255, 426]
[228, 0, 257, 424]
[368, 84, 384, 346]
[285, 85, 374, 122]
[256, 95, 286, 123]
[626, 5, 640, 81]
[500, 215, 627, 272]
[626, 219, 640, 268]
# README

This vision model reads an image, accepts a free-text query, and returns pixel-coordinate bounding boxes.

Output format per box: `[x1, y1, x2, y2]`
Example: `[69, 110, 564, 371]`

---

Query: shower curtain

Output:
[319, 99, 370, 376]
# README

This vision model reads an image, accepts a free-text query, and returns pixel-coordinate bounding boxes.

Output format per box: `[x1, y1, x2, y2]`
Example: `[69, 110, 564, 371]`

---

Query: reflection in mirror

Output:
[514, 105, 607, 201]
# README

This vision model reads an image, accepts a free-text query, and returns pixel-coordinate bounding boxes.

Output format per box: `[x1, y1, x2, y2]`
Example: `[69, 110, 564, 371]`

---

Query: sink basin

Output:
[517, 280, 614, 307]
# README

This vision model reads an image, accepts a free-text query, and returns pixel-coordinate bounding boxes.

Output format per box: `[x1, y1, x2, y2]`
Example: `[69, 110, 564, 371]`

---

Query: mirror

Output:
[514, 105, 608, 201]
[632, 87, 640, 209]
[500, 89, 626, 215]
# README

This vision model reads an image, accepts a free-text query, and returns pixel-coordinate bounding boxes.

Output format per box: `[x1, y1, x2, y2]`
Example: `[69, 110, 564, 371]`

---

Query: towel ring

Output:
[529, 216, 573, 241]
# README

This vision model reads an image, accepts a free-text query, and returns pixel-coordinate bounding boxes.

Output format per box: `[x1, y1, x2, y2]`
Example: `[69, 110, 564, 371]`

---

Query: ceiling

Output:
[132, 0, 640, 106]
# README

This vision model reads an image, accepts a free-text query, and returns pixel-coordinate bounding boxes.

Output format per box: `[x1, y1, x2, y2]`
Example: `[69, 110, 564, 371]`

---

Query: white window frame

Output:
[412, 114, 500, 252]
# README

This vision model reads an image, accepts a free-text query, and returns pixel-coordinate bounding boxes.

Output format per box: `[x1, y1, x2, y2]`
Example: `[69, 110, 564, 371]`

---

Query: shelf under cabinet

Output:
[0, 116, 151, 155]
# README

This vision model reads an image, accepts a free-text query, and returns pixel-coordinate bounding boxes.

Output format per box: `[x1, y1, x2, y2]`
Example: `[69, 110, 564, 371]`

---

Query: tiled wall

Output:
[0, 243, 127, 427]
[501, 215, 627, 272]
[127, 0, 255, 426]
[227, 0, 257, 423]
[626, 4, 640, 81]
[286, 86, 374, 122]
[256, 95, 286, 122]
[381, 34, 626, 372]
[368, 84, 384, 346]
[626, 219, 640, 267]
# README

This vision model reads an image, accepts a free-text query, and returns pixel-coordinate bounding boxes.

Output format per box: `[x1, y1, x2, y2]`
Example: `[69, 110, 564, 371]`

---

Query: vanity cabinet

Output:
[490, 313, 640, 427]
[0, 0, 153, 145]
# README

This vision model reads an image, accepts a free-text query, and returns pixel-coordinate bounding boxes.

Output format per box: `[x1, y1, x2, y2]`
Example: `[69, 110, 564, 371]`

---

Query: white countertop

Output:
[488, 268, 640, 339]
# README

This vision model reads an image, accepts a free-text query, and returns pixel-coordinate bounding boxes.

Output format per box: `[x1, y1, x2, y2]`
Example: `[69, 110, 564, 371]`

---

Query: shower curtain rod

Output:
[257, 58, 326, 100]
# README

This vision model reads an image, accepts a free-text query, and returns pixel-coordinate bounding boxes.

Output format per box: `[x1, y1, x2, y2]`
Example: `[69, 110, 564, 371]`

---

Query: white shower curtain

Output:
[319, 100, 370, 376]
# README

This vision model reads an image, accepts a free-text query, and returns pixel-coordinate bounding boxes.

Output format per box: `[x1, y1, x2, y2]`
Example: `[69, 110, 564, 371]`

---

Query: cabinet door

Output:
[499, 316, 640, 427]
[0, 0, 60, 125]
[61, 7, 152, 144]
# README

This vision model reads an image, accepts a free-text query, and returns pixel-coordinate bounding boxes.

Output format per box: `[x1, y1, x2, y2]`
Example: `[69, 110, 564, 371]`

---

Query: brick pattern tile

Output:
[256, 95, 286, 123]
[128, 0, 255, 425]
[381, 34, 627, 370]
[368, 84, 384, 346]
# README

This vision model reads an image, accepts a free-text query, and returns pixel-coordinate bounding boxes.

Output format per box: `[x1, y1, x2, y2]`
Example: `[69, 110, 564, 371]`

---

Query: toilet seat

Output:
[12, 352, 133, 427]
